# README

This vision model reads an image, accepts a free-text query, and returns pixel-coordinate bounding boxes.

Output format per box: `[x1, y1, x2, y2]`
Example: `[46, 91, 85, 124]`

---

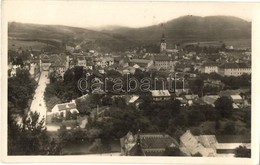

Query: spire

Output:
[161, 33, 166, 43]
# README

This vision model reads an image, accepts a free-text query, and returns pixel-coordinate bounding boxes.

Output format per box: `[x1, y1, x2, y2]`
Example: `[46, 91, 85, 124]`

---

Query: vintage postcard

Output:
[1, 0, 260, 164]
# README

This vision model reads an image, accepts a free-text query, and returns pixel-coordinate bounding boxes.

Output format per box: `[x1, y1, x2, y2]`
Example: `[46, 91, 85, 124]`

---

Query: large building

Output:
[218, 63, 251, 76]
[201, 63, 219, 74]
[154, 55, 175, 70]
[120, 131, 179, 156]
[129, 58, 153, 68]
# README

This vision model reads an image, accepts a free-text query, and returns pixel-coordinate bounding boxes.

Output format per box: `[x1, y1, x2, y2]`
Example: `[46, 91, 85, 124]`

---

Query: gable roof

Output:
[180, 130, 215, 157]
[219, 63, 249, 69]
[57, 102, 76, 111]
[154, 56, 173, 61]
[150, 90, 171, 97]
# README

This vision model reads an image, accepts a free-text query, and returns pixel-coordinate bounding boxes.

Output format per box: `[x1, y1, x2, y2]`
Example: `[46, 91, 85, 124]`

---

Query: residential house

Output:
[49, 102, 79, 118]
[184, 95, 199, 106]
[202, 95, 220, 107]
[150, 90, 171, 101]
[230, 95, 244, 108]
[100, 56, 114, 68]
[49, 54, 67, 78]
[77, 56, 86, 68]
[40, 54, 52, 71]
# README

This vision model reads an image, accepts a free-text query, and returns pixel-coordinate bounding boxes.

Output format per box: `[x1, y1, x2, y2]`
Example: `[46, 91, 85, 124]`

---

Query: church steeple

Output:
[160, 33, 167, 52]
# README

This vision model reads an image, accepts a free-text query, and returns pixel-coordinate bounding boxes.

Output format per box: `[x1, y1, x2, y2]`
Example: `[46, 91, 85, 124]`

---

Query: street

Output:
[30, 71, 49, 125]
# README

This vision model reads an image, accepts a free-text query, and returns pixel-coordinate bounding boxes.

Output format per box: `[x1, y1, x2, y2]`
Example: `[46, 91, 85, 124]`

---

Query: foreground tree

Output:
[235, 146, 251, 158]
[8, 112, 61, 155]
[214, 96, 233, 118]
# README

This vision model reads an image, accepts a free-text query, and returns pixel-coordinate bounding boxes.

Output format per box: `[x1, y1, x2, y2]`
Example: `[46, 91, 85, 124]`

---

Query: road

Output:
[30, 71, 49, 125]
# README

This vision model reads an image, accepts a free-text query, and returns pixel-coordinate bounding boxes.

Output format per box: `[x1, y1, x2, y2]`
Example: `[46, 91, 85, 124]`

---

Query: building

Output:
[120, 131, 179, 156]
[77, 56, 86, 67]
[153, 56, 175, 70]
[49, 102, 79, 118]
[100, 56, 114, 68]
[179, 130, 216, 157]
[160, 33, 167, 53]
[202, 95, 220, 106]
[129, 58, 153, 68]
[218, 63, 251, 77]
[230, 95, 244, 108]
[49, 54, 67, 78]
[40, 54, 52, 71]
[201, 63, 219, 74]
[150, 90, 171, 101]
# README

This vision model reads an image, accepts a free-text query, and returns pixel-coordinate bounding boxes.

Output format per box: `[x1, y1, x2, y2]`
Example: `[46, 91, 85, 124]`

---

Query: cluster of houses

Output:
[120, 130, 251, 157]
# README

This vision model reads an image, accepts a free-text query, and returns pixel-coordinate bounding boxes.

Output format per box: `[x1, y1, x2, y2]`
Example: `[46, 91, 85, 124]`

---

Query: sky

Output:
[3, 1, 258, 28]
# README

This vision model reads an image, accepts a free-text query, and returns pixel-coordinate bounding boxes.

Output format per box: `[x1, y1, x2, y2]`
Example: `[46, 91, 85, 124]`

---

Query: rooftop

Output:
[219, 63, 249, 69]
[150, 90, 171, 97]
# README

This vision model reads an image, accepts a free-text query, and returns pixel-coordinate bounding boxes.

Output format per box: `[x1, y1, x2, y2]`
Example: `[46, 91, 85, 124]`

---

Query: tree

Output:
[190, 78, 204, 96]
[222, 121, 236, 135]
[235, 146, 251, 158]
[8, 69, 37, 114]
[214, 96, 233, 118]
[8, 112, 61, 155]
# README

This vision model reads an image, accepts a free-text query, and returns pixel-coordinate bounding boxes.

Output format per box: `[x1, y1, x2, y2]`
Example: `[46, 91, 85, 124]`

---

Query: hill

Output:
[105, 15, 251, 46]
[8, 22, 138, 52]
[8, 16, 251, 52]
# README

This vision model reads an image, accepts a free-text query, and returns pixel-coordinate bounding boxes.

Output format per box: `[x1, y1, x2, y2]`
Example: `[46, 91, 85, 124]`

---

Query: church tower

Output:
[160, 33, 166, 53]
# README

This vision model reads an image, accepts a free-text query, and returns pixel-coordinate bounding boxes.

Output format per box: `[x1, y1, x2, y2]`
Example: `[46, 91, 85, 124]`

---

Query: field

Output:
[182, 39, 251, 49]
[8, 39, 54, 51]
[224, 39, 251, 49]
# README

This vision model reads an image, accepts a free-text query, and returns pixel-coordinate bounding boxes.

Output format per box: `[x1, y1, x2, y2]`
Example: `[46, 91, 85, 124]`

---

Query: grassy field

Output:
[8, 39, 52, 51]
[182, 39, 251, 49]
[224, 39, 251, 49]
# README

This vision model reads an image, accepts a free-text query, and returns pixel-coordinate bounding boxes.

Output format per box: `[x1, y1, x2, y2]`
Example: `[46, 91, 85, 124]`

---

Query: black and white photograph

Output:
[2, 1, 260, 164]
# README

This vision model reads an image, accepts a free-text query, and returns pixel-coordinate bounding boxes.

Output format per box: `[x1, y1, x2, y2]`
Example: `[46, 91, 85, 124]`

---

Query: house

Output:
[86, 61, 94, 70]
[202, 95, 220, 106]
[230, 95, 244, 108]
[77, 56, 86, 67]
[179, 130, 216, 157]
[175, 97, 187, 106]
[120, 131, 179, 156]
[201, 63, 219, 74]
[114, 56, 129, 68]
[49, 54, 67, 78]
[184, 95, 199, 106]
[49, 102, 79, 118]
[153, 56, 174, 70]
[120, 66, 136, 75]
[40, 54, 52, 71]
[100, 56, 114, 68]
[218, 63, 251, 77]
[150, 90, 171, 101]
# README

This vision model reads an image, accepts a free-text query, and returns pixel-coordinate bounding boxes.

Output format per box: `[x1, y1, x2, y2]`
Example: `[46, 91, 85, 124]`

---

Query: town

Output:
[8, 19, 251, 157]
